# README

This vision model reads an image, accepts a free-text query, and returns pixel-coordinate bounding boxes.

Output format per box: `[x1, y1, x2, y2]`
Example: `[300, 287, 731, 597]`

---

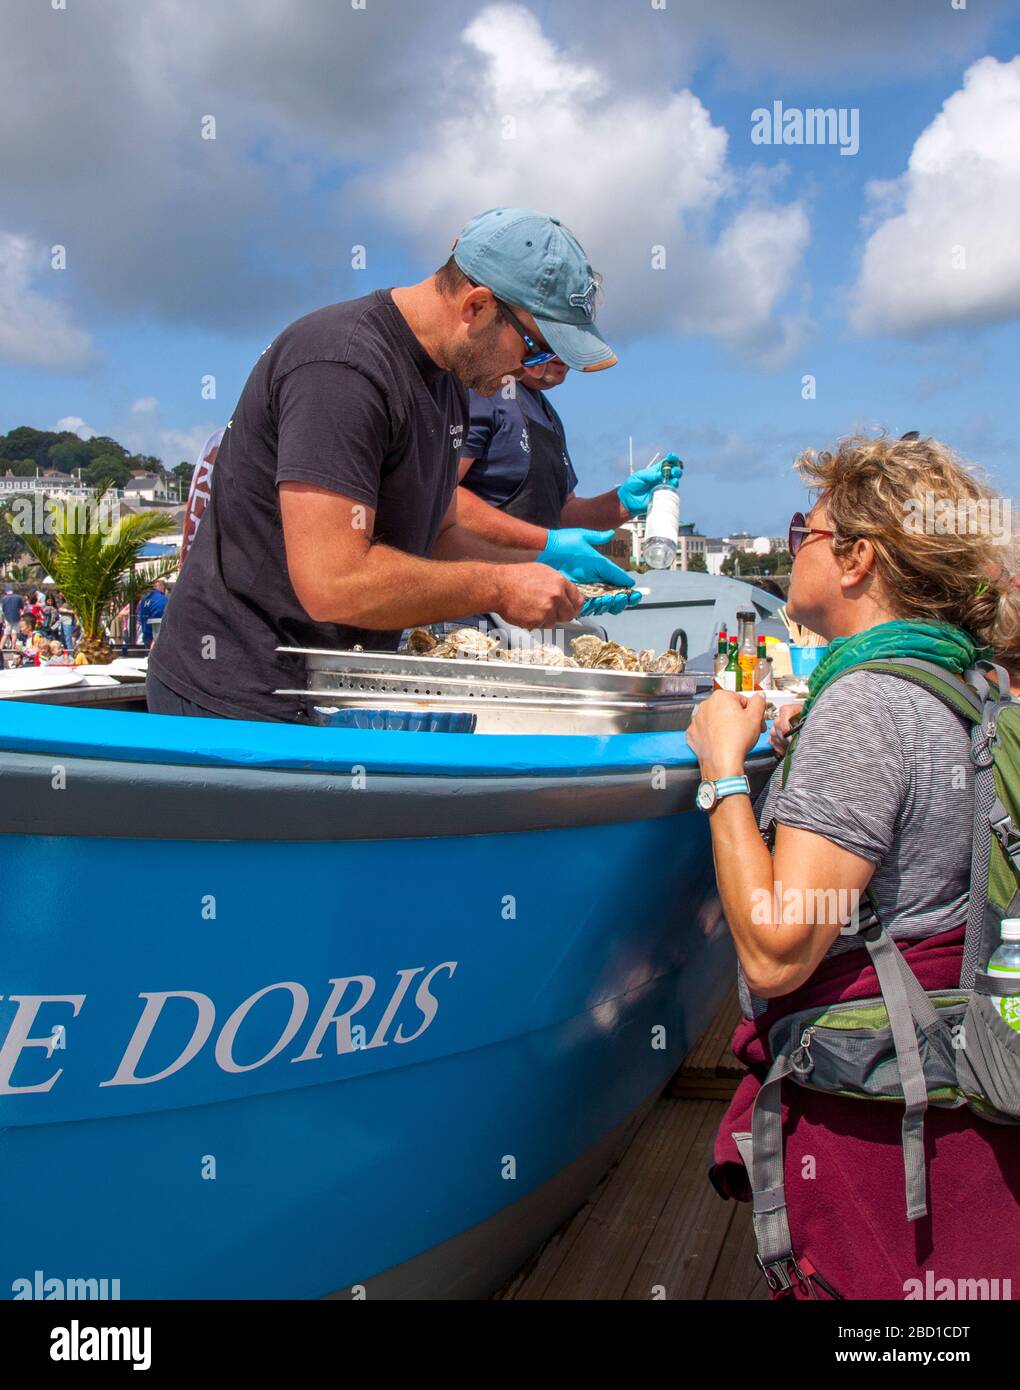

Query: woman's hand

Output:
[686, 689, 766, 780]
[769, 701, 804, 758]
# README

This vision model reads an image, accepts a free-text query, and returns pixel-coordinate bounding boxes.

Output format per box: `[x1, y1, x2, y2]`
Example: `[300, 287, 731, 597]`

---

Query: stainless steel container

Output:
[276, 646, 703, 735]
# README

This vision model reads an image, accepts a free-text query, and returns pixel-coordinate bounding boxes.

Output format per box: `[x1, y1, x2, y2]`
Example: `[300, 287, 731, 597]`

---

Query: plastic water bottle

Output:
[642, 457, 682, 569]
[988, 918, 1020, 1031]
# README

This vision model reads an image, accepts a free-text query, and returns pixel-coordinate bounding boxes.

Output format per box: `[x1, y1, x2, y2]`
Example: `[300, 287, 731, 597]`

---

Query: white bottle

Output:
[643, 459, 681, 569]
[988, 918, 1020, 1032]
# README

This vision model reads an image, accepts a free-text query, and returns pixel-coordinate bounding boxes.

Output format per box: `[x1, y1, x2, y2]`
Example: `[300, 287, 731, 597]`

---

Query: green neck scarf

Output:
[798, 619, 983, 721]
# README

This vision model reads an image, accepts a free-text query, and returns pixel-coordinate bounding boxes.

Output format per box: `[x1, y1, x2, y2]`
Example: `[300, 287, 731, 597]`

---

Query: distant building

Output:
[724, 532, 786, 556]
[122, 473, 170, 502]
[702, 538, 735, 576]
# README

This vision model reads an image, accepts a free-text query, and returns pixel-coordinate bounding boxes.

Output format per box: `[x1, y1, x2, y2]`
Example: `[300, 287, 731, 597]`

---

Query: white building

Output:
[123, 473, 170, 503]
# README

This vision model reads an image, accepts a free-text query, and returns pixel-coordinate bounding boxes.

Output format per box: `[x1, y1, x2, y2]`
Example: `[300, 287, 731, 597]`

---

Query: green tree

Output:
[20, 489, 177, 663]
[4, 458, 38, 477]
[48, 438, 94, 474]
[84, 455, 132, 489]
[173, 460, 195, 488]
[686, 552, 708, 573]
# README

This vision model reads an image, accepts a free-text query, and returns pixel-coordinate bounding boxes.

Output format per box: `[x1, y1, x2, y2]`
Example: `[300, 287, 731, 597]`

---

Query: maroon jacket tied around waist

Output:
[712, 926, 1020, 1300]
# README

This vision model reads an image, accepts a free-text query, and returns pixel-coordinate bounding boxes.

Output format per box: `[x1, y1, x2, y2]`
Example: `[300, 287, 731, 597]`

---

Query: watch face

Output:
[696, 780, 716, 811]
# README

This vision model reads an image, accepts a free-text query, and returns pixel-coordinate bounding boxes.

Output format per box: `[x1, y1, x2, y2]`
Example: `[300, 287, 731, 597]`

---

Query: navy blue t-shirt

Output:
[1, 592, 23, 625]
[461, 385, 578, 508]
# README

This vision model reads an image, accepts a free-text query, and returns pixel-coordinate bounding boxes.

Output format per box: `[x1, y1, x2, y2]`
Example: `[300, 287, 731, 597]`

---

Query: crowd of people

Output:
[0, 580, 167, 667]
[0, 586, 79, 666]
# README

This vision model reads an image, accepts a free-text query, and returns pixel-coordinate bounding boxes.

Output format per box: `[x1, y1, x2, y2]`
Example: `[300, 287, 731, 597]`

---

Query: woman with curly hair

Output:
[686, 433, 1020, 1300]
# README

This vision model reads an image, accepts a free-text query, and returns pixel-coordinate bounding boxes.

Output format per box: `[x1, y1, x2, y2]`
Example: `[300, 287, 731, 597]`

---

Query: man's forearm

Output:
[560, 490, 629, 530]
[454, 486, 550, 550]
[305, 541, 508, 628]
[430, 521, 541, 565]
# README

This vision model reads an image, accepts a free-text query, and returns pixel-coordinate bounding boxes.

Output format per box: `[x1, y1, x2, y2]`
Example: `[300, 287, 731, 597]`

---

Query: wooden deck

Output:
[497, 987, 768, 1301]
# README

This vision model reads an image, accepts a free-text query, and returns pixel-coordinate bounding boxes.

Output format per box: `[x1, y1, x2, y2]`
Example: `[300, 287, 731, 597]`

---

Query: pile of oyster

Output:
[405, 627, 684, 674]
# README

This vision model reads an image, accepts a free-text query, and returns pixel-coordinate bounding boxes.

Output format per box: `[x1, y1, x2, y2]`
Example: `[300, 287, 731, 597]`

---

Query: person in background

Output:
[456, 355, 679, 615]
[686, 432, 1020, 1299]
[14, 613, 45, 665]
[1, 585, 23, 646]
[40, 639, 73, 666]
[41, 593, 62, 642]
[54, 592, 75, 651]
[136, 579, 169, 647]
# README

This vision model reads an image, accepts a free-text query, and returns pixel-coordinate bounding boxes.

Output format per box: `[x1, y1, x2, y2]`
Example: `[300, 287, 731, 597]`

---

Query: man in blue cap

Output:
[148, 207, 631, 722]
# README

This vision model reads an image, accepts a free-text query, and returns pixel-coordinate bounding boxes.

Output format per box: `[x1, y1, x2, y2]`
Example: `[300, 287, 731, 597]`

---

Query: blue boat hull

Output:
[0, 705, 774, 1298]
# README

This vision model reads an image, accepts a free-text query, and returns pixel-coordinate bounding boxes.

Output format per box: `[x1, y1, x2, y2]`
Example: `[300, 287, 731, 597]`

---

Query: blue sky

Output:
[2, 0, 1018, 538]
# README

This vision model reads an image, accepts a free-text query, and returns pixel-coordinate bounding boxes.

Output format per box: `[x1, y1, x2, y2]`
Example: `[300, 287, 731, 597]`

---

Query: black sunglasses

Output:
[464, 277, 556, 367]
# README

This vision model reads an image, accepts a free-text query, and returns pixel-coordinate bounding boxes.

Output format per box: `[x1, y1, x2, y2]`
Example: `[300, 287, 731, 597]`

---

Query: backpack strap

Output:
[732, 1048, 804, 1292]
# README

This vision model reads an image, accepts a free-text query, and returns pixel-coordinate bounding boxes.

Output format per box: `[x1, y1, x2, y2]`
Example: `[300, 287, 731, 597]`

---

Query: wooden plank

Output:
[529, 1099, 714, 1301]
[668, 1075, 742, 1101]
[622, 1100, 736, 1299]
[683, 985, 742, 1074]
[495, 1109, 646, 1301]
[704, 1196, 770, 1301]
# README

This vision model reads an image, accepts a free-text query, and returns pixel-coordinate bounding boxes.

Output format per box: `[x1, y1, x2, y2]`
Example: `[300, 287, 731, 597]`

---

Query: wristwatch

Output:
[696, 775, 751, 812]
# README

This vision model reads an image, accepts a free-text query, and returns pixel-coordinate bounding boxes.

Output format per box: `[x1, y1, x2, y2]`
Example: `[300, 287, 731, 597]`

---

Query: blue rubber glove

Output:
[581, 589, 643, 618]
[616, 452, 683, 517]
[537, 527, 634, 588]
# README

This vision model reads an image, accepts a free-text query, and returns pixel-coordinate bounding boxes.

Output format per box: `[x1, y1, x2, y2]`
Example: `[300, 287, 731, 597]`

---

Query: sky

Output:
[1, 0, 1019, 537]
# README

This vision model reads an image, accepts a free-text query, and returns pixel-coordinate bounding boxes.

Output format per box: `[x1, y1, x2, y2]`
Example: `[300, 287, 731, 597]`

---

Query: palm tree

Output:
[17, 489, 178, 663]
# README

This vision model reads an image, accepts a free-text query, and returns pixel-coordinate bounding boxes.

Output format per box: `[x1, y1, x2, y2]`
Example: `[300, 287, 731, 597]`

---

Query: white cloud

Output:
[851, 56, 1020, 336]
[355, 3, 809, 358]
[131, 396, 159, 415]
[55, 416, 96, 439]
[0, 233, 93, 369]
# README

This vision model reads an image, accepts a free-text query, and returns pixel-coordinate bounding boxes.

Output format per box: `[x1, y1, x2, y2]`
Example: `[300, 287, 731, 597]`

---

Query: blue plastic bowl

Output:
[789, 645, 829, 678]
[312, 706, 477, 734]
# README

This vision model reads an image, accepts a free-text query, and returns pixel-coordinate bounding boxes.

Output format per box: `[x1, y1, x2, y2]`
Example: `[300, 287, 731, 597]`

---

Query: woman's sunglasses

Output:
[788, 512, 835, 557]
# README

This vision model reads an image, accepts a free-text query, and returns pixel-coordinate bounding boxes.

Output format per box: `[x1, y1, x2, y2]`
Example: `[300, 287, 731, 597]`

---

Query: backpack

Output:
[735, 657, 1020, 1297]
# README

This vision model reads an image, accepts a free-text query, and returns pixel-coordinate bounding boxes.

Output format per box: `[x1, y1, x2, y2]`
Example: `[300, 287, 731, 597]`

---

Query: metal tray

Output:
[277, 689, 696, 735]
[278, 646, 695, 701]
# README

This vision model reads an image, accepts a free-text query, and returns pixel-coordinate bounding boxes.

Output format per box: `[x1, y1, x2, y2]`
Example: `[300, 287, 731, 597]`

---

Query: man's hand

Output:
[538, 528, 634, 586]
[616, 452, 683, 517]
[493, 564, 583, 629]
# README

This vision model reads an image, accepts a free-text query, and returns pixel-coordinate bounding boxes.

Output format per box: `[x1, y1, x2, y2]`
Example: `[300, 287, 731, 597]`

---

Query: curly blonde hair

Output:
[795, 434, 1020, 664]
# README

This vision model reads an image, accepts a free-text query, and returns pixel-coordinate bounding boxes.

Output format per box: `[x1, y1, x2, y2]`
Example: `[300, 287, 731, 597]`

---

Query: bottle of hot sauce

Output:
[713, 628, 728, 688]
[720, 637, 742, 692]
[754, 639, 772, 691]
[737, 611, 758, 691]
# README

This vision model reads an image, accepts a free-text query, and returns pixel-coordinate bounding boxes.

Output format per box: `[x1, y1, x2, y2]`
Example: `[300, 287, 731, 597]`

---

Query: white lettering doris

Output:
[0, 962, 457, 1095]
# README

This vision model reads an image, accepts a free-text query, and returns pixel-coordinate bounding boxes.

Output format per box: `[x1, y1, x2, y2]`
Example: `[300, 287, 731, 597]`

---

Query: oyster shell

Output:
[592, 641, 631, 670]
[570, 634, 606, 668]
[432, 627, 499, 660]
[406, 627, 439, 654]
[502, 643, 571, 667]
[652, 649, 684, 674]
[575, 583, 633, 599]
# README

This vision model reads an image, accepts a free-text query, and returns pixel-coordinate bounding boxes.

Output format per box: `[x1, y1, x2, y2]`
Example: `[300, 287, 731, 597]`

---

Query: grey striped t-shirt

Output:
[739, 669, 972, 1018]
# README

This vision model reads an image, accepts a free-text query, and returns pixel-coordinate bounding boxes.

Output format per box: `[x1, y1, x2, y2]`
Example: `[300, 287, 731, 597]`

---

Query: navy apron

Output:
[427, 407, 571, 638]
[499, 412, 571, 530]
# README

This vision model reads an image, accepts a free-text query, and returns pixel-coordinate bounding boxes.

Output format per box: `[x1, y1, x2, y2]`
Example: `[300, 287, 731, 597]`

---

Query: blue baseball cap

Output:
[452, 208, 616, 373]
